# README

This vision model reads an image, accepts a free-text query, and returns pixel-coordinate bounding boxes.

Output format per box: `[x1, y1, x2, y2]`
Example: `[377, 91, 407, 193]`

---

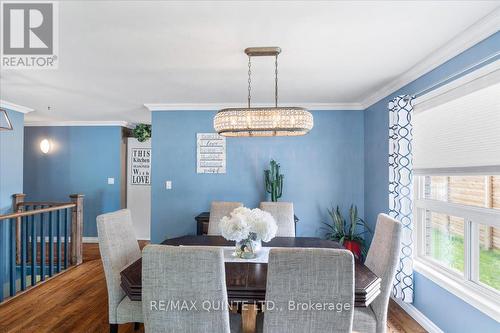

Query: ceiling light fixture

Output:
[0, 109, 13, 131]
[214, 47, 313, 137]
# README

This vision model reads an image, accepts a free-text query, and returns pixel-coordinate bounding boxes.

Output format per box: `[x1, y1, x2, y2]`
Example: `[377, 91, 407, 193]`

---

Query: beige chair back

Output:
[97, 209, 141, 324]
[142, 245, 231, 333]
[208, 201, 243, 235]
[263, 248, 354, 333]
[259, 202, 295, 237]
[364, 213, 402, 332]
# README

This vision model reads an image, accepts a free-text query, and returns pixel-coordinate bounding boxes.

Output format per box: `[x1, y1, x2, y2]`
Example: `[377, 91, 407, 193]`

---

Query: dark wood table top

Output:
[121, 236, 381, 307]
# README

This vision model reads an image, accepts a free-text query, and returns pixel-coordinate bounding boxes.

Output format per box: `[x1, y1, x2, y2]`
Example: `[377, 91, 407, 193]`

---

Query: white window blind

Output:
[413, 61, 500, 175]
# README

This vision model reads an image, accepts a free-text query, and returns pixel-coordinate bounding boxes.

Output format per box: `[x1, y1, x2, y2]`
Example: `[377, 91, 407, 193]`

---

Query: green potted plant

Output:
[132, 123, 152, 142]
[323, 205, 372, 260]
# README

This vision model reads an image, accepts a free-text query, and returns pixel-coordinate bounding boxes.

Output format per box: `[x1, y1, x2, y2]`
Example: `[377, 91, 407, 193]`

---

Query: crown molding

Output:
[144, 102, 364, 111]
[24, 121, 136, 129]
[361, 7, 500, 109]
[0, 100, 34, 114]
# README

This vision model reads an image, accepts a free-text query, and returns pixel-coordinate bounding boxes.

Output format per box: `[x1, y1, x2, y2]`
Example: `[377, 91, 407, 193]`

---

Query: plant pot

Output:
[343, 240, 362, 260]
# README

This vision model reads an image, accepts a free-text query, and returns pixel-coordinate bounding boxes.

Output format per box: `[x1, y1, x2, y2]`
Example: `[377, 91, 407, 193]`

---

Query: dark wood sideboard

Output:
[195, 212, 299, 235]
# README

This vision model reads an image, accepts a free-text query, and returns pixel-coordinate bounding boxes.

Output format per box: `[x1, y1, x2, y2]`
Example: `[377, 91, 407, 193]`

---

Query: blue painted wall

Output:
[23, 126, 124, 237]
[363, 31, 500, 332]
[0, 110, 24, 298]
[151, 110, 364, 243]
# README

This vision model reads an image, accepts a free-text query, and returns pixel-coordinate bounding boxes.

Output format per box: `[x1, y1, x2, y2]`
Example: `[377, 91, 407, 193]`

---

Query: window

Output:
[412, 60, 500, 321]
[415, 175, 500, 320]
[424, 210, 465, 273]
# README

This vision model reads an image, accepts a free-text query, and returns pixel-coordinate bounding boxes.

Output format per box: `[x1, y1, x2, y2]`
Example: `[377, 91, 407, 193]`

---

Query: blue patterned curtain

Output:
[388, 95, 414, 302]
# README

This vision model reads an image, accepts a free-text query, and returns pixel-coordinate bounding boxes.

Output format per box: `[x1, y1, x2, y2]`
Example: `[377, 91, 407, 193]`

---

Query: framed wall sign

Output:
[197, 133, 226, 174]
[127, 139, 151, 240]
[130, 147, 151, 185]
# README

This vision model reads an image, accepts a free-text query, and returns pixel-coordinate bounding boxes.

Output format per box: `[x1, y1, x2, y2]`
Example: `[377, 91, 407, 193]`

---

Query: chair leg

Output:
[134, 322, 140, 331]
[110, 323, 118, 333]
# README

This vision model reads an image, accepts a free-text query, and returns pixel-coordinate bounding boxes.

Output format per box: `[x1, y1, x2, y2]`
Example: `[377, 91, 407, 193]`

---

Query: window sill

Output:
[414, 258, 500, 322]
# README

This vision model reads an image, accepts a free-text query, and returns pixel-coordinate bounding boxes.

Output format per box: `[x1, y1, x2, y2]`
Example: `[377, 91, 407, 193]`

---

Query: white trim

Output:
[391, 297, 444, 333]
[361, 7, 500, 109]
[413, 59, 500, 107]
[414, 166, 500, 176]
[415, 259, 500, 322]
[82, 237, 99, 243]
[83, 236, 150, 243]
[143, 103, 364, 111]
[0, 99, 34, 114]
[414, 199, 500, 227]
[24, 121, 136, 129]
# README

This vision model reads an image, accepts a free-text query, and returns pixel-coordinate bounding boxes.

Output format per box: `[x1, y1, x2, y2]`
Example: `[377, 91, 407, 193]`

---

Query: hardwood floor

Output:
[0, 243, 426, 333]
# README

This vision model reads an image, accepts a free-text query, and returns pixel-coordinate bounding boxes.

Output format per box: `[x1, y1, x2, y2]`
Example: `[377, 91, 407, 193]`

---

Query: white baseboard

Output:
[392, 297, 444, 333]
[82, 237, 99, 243]
[82, 237, 149, 243]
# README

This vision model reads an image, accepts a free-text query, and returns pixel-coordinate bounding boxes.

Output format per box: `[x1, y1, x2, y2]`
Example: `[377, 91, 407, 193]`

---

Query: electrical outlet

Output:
[107, 177, 115, 185]
[165, 180, 172, 189]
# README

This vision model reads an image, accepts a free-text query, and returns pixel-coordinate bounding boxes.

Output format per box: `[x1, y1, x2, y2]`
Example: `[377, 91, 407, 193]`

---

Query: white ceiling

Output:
[1, 0, 499, 124]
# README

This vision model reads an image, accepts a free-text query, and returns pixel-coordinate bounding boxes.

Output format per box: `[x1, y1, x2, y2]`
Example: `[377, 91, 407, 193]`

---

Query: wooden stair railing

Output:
[0, 193, 83, 303]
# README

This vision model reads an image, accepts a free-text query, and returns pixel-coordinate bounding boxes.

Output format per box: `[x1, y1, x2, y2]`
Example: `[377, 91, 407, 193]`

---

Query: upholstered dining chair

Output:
[353, 213, 402, 333]
[259, 202, 295, 237]
[207, 201, 243, 235]
[97, 209, 143, 333]
[262, 248, 355, 333]
[141, 245, 241, 333]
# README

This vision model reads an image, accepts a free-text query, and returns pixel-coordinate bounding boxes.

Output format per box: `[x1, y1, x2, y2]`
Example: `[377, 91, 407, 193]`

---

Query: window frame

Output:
[414, 176, 500, 321]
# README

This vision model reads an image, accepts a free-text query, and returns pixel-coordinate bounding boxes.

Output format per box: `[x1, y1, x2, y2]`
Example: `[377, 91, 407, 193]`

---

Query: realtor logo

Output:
[1, 1, 58, 69]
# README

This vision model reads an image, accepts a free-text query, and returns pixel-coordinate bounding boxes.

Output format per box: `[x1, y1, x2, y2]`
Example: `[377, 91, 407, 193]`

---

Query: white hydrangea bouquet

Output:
[220, 207, 278, 259]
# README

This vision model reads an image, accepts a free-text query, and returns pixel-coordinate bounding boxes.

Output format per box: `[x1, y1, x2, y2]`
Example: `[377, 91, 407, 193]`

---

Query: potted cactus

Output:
[322, 205, 372, 260]
[264, 160, 284, 202]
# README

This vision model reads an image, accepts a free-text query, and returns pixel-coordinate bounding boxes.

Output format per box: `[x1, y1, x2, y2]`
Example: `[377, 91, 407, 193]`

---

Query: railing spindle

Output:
[31, 206, 37, 287]
[40, 209, 46, 281]
[10, 218, 16, 297]
[25, 206, 31, 268]
[64, 208, 69, 269]
[21, 216, 27, 291]
[57, 210, 61, 273]
[49, 211, 53, 277]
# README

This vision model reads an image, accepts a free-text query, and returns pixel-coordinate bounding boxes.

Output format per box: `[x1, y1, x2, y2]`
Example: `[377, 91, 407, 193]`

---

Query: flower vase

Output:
[235, 238, 262, 259]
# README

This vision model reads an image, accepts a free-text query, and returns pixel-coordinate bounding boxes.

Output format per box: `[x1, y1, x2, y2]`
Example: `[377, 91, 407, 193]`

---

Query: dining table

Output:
[121, 235, 381, 332]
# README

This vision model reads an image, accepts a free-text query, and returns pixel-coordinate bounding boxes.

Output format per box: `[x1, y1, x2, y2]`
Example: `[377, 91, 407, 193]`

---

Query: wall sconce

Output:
[40, 139, 52, 154]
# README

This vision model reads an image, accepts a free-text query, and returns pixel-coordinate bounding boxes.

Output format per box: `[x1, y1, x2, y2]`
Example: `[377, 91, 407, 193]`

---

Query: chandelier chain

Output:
[247, 56, 252, 108]
[214, 47, 313, 137]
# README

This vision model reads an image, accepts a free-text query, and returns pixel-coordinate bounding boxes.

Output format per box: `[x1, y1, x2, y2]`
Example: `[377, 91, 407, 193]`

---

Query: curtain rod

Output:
[413, 51, 500, 98]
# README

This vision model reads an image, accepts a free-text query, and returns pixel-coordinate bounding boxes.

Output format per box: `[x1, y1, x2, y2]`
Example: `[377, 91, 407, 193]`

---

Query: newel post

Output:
[12, 194, 26, 263]
[70, 194, 84, 265]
